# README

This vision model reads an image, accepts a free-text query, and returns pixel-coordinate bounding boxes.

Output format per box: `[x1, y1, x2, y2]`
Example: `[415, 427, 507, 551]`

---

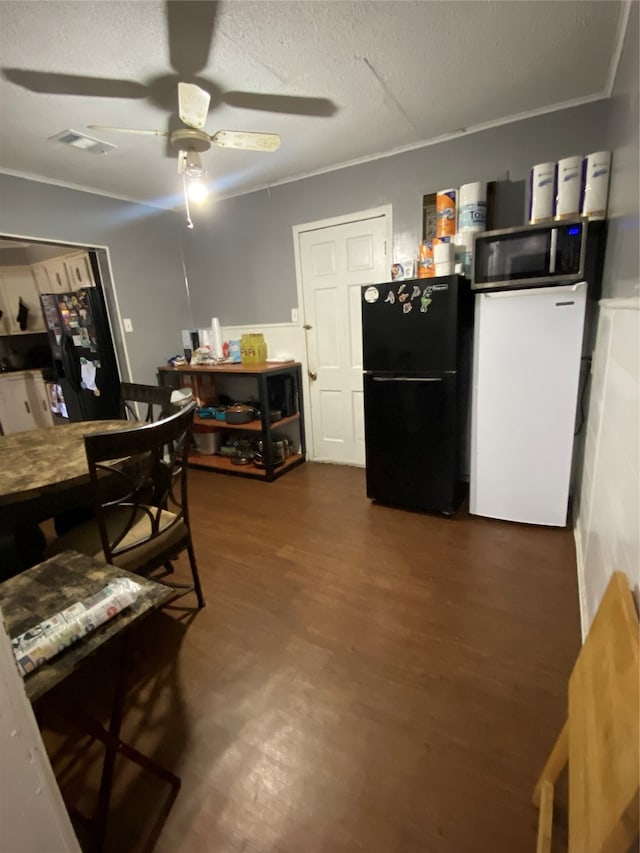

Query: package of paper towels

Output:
[554, 155, 582, 220]
[529, 162, 555, 224]
[581, 151, 611, 220]
[436, 189, 457, 237]
[210, 317, 223, 358]
[458, 182, 486, 231]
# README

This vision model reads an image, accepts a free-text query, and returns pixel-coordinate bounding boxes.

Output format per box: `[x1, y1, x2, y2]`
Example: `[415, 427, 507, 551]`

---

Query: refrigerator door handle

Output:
[482, 281, 587, 299]
[372, 376, 443, 382]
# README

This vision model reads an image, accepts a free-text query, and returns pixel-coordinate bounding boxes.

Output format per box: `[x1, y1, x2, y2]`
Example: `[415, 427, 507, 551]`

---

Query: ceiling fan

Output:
[1, 0, 337, 223]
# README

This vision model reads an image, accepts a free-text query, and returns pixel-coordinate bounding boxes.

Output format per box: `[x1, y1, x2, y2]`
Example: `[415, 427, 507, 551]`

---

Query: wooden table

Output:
[0, 550, 177, 851]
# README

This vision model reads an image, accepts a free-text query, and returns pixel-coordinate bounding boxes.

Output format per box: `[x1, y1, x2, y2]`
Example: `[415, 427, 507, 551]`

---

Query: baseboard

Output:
[573, 518, 588, 642]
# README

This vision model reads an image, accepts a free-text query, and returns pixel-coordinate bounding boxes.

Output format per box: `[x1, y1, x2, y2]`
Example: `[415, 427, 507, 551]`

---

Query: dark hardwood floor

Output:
[42, 463, 580, 852]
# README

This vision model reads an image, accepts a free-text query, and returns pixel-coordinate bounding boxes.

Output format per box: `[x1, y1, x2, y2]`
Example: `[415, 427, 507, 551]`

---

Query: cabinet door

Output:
[32, 264, 51, 295]
[65, 253, 95, 288]
[0, 270, 46, 334]
[33, 261, 72, 295]
[0, 376, 38, 434]
[45, 259, 72, 294]
[0, 288, 10, 335]
[26, 375, 53, 428]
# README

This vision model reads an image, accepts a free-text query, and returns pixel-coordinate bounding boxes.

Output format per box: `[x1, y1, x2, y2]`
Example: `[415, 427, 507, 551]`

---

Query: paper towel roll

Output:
[436, 189, 457, 237]
[210, 317, 223, 358]
[581, 151, 611, 220]
[435, 262, 455, 277]
[433, 239, 455, 265]
[454, 231, 475, 251]
[458, 182, 487, 231]
[529, 162, 555, 224]
[554, 155, 583, 220]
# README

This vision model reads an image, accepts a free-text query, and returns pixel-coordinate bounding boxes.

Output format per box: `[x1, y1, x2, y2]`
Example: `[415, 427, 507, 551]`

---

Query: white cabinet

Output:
[0, 269, 46, 335]
[0, 372, 53, 434]
[0, 252, 94, 336]
[65, 252, 95, 289]
[33, 258, 71, 294]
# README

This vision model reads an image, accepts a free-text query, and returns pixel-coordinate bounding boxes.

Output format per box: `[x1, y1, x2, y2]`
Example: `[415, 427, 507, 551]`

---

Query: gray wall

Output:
[183, 99, 611, 326]
[0, 174, 191, 385]
[602, 0, 639, 299]
[572, 0, 639, 633]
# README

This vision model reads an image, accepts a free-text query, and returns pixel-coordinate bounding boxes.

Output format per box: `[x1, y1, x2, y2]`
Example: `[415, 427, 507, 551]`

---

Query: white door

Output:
[299, 212, 389, 465]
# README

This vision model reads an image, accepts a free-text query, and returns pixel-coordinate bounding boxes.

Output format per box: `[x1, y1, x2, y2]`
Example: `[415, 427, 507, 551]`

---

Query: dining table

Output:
[0, 419, 140, 521]
[0, 419, 140, 575]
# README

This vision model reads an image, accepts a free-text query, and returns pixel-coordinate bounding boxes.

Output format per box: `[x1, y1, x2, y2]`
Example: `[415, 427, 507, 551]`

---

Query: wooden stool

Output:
[533, 571, 639, 852]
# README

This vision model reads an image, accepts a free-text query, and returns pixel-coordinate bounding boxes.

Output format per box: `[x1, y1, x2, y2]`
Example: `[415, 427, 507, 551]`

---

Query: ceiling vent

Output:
[49, 129, 117, 155]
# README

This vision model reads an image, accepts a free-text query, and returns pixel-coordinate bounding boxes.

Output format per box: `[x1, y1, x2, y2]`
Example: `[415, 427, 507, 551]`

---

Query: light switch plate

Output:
[123, 318, 133, 332]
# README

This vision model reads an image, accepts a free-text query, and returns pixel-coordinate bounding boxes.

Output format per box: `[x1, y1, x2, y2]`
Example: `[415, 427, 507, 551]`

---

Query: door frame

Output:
[0, 231, 132, 383]
[292, 204, 393, 462]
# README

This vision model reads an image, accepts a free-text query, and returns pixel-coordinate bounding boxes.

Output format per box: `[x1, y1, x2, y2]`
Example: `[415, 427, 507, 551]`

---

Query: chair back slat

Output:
[84, 403, 196, 565]
[120, 381, 173, 423]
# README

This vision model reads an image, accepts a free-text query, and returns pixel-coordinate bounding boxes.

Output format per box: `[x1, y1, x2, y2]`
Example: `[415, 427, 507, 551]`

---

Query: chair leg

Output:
[533, 719, 569, 806]
[163, 562, 174, 575]
[536, 780, 554, 853]
[532, 720, 568, 853]
[187, 544, 205, 609]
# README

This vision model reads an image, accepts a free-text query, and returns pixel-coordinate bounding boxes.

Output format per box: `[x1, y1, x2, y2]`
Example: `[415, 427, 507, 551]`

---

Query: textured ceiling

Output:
[0, 0, 625, 209]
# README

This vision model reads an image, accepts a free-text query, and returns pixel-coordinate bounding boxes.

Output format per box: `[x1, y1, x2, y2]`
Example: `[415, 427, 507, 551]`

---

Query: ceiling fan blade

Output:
[211, 130, 281, 152]
[87, 125, 169, 137]
[1, 68, 147, 99]
[166, 0, 218, 77]
[224, 92, 337, 117]
[178, 83, 211, 129]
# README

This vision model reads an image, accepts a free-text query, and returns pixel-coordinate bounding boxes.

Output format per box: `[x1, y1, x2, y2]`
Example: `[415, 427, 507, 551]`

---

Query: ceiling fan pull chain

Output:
[182, 173, 194, 230]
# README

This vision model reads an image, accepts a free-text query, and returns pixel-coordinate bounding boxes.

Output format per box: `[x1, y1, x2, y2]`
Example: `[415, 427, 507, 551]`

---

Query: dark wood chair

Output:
[121, 381, 173, 423]
[53, 383, 173, 539]
[46, 402, 204, 608]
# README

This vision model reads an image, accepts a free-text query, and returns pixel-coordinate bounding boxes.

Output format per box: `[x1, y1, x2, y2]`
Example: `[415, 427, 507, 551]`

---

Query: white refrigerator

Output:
[470, 282, 587, 526]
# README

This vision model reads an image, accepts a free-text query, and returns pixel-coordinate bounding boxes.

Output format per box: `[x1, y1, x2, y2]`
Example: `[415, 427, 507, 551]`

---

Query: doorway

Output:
[293, 206, 391, 465]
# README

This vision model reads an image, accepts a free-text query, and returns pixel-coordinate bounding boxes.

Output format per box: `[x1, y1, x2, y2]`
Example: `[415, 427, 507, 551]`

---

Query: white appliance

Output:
[470, 281, 587, 526]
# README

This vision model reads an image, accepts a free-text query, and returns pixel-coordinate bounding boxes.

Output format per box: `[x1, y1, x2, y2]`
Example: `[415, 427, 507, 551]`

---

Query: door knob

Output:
[309, 370, 318, 381]
[303, 324, 312, 330]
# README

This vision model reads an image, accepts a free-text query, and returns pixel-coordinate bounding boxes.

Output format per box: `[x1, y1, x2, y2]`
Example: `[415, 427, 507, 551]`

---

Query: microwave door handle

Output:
[549, 228, 558, 274]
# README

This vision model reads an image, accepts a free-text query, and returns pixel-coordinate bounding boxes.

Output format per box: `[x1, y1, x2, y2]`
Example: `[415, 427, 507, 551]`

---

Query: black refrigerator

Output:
[361, 275, 473, 515]
[40, 287, 121, 421]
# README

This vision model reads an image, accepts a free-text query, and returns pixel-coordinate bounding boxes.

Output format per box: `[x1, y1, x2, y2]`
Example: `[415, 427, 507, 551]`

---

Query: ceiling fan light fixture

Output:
[178, 148, 206, 177]
[187, 179, 208, 203]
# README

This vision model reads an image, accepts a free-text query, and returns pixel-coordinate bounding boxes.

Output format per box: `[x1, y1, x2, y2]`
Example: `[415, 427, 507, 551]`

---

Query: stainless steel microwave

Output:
[472, 219, 595, 293]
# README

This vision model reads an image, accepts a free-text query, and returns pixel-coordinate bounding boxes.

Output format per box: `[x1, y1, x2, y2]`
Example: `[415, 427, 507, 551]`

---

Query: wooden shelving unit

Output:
[188, 451, 304, 480]
[192, 412, 301, 432]
[158, 361, 306, 482]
